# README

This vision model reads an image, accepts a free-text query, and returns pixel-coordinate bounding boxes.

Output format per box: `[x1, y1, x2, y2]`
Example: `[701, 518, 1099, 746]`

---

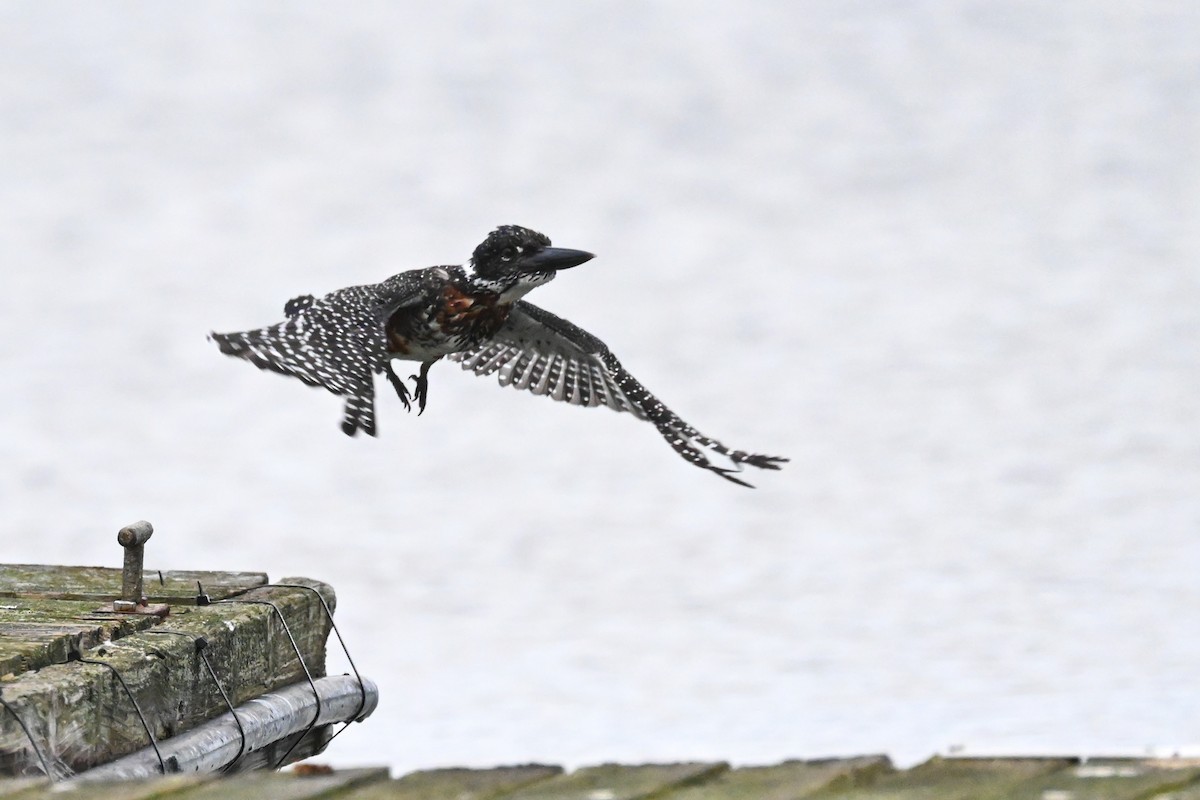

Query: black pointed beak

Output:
[520, 246, 594, 273]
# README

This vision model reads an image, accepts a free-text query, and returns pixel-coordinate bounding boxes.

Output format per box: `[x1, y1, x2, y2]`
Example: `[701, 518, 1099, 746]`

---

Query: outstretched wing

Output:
[449, 301, 648, 418]
[449, 301, 787, 486]
[211, 274, 426, 437]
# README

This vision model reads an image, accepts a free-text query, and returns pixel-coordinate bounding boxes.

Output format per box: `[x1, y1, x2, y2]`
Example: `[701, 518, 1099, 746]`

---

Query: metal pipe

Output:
[70, 674, 378, 782]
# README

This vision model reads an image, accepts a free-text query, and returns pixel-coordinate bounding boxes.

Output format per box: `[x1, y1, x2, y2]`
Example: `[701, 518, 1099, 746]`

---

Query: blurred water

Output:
[1, 0, 1198, 772]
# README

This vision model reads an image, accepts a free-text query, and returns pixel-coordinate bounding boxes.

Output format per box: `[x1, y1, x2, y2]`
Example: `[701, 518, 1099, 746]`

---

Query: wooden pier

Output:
[5, 755, 1200, 799]
[3, 537, 1198, 798]
[0, 535, 374, 777]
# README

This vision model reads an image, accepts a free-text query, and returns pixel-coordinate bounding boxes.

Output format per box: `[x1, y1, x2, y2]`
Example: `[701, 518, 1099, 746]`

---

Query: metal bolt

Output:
[117, 520, 154, 604]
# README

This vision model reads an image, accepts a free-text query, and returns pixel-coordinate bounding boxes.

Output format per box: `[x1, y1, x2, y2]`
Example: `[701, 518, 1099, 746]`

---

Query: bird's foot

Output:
[409, 372, 428, 415]
[384, 363, 413, 412]
[408, 358, 441, 416]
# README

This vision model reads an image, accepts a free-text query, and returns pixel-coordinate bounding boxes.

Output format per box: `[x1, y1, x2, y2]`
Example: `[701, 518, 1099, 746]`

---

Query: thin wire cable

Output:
[217, 598, 321, 768]
[144, 629, 247, 770]
[74, 655, 167, 775]
[0, 695, 53, 780]
[271, 582, 367, 747]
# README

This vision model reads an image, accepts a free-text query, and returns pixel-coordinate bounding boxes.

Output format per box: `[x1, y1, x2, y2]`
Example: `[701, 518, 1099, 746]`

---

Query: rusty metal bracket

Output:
[107, 520, 169, 617]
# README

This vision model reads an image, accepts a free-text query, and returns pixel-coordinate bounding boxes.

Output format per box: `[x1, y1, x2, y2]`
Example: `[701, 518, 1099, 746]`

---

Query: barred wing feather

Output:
[449, 302, 648, 420]
[449, 301, 788, 487]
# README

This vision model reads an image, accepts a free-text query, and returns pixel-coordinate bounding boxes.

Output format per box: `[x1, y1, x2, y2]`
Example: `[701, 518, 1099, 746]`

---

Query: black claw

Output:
[384, 363, 413, 412]
[408, 358, 440, 416]
[408, 373, 429, 415]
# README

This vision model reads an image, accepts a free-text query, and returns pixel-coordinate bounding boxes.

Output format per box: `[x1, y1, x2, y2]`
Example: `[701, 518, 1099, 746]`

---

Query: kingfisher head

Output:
[464, 225, 594, 297]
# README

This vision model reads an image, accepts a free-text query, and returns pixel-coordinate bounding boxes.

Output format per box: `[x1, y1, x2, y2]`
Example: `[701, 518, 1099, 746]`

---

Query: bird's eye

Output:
[501, 246, 517, 261]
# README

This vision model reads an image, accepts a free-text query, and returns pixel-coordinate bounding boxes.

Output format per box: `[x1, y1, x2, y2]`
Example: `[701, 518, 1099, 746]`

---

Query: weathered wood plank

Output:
[0, 564, 267, 604]
[6, 759, 1199, 800]
[1166, 770, 1200, 799]
[166, 767, 389, 800]
[504, 762, 728, 800]
[668, 756, 892, 800]
[0, 777, 49, 797]
[0, 769, 385, 800]
[0, 600, 164, 676]
[340, 764, 564, 800]
[989, 757, 1200, 800]
[817, 756, 1076, 799]
[46, 774, 212, 800]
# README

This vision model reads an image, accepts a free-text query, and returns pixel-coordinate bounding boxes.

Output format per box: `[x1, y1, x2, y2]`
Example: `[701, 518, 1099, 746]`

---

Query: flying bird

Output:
[211, 225, 786, 487]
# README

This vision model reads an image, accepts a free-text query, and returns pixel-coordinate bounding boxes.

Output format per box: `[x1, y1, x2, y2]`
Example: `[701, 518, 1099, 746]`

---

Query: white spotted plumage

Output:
[211, 279, 414, 436]
[212, 225, 786, 485]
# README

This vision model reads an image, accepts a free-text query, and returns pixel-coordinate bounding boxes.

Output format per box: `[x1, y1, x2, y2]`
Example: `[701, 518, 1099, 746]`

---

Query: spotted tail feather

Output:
[210, 314, 378, 437]
[340, 385, 376, 437]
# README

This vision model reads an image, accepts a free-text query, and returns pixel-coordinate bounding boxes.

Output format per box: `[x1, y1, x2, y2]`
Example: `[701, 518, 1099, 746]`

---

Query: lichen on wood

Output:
[0, 571, 333, 776]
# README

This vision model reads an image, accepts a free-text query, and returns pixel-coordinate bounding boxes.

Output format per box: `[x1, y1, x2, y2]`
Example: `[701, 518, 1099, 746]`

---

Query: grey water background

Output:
[2, 1, 1198, 772]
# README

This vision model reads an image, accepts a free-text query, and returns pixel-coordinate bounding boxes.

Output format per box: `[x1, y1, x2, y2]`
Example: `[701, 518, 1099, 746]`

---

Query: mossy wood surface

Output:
[5, 757, 1200, 800]
[344, 765, 566, 800]
[501, 762, 729, 800]
[0, 564, 332, 776]
[825, 755, 1076, 799]
[0, 564, 267, 603]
